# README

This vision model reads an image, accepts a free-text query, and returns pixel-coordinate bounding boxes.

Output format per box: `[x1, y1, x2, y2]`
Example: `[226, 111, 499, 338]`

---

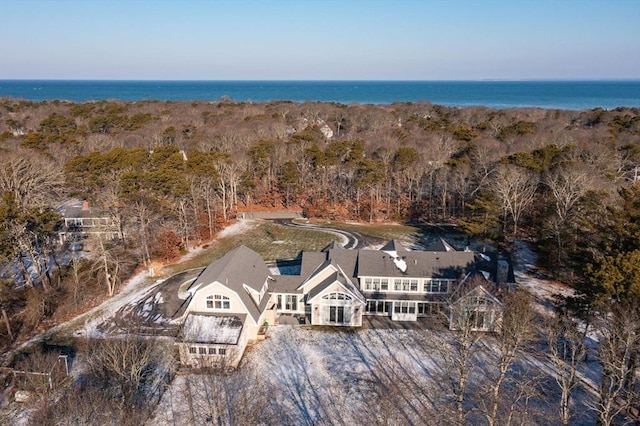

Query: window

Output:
[418, 302, 443, 316]
[206, 294, 230, 309]
[394, 279, 402, 291]
[199, 347, 207, 355]
[394, 301, 415, 314]
[322, 292, 352, 301]
[285, 295, 297, 310]
[410, 279, 418, 292]
[402, 279, 411, 292]
[189, 347, 196, 354]
[208, 347, 216, 355]
[365, 278, 388, 292]
[322, 305, 352, 324]
[277, 294, 282, 310]
[218, 348, 226, 356]
[364, 278, 373, 290]
[469, 310, 487, 330]
[366, 301, 389, 314]
[425, 279, 448, 293]
[259, 282, 267, 303]
[380, 279, 389, 291]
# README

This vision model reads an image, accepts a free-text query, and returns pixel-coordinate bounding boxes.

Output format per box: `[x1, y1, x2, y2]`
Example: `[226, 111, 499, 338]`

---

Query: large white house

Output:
[176, 239, 509, 367]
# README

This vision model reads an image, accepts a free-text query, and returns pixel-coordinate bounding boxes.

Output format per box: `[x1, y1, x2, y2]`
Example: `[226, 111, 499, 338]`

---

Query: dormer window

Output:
[206, 294, 230, 309]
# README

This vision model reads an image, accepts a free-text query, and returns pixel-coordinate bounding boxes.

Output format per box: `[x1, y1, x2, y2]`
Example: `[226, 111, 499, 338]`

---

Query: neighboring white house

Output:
[177, 239, 511, 367]
[57, 200, 122, 243]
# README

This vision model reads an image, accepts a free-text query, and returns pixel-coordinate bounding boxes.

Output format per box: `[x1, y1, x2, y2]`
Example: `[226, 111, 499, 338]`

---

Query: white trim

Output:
[187, 281, 261, 326]
[296, 263, 338, 292]
[306, 280, 364, 305]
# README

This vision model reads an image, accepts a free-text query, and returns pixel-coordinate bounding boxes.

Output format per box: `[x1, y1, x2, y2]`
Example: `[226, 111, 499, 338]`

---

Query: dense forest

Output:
[0, 97, 638, 345]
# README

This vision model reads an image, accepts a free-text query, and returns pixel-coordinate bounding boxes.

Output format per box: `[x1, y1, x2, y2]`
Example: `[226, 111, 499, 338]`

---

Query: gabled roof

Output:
[327, 248, 359, 278]
[449, 271, 501, 302]
[424, 238, 457, 252]
[300, 251, 329, 278]
[188, 245, 271, 323]
[59, 200, 110, 219]
[305, 270, 342, 302]
[381, 239, 409, 254]
[305, 265, 366, 304]
[450, 284, 503, 308]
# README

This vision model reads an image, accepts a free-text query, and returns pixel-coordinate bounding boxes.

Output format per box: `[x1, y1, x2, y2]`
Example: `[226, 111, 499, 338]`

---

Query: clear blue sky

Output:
[1, 0, 638, 80]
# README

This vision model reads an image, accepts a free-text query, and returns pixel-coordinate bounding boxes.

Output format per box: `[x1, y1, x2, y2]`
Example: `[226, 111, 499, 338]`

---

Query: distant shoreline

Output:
[1, 80, 639, 110]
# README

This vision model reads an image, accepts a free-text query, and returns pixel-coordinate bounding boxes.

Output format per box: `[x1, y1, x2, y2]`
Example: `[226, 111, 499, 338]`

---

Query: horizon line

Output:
[1, 78, 639, 82]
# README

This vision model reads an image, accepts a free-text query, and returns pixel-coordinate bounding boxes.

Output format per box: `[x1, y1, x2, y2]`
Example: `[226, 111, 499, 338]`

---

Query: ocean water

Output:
[0, 80, 639, 110]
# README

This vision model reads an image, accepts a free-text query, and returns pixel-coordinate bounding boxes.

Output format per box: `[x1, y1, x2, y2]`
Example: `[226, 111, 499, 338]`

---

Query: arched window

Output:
[322, 292, 352, 301]
[206, 294, 230, 309]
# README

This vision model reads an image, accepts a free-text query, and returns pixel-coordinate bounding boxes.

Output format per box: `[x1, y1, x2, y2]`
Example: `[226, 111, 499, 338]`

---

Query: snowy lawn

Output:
[151, 319, 596, 426]
[152, 323, 451, 425]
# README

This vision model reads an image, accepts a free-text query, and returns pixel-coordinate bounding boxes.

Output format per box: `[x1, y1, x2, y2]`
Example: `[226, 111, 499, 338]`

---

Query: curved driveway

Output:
[271, 219, 384, 249]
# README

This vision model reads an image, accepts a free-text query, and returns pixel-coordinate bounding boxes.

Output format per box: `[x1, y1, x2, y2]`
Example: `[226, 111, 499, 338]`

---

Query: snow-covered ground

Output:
[216, 219, 256, 239]
[151, 325, 452, 425]
[512, 240, 575, 314]
[151, 322, 597, 425]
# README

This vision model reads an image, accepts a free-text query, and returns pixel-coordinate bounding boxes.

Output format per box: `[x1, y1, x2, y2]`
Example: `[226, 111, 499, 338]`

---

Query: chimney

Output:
[82, 201, 90, 211]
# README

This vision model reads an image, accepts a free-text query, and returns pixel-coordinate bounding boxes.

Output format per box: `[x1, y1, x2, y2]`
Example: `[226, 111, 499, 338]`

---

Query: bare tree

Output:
[91, 234, 123, 297]
[14, 348, 65, 400]
[544, 164, 594, 259]
[494, 164, 539, 237]
[543, 312, 587, 426]
[0, 151, 65, 212]
[591, 300, 640, 426]
[482, 290, 536, 426]
[444, 295, 487, 425]
[359, 356, 424, 426]
[175, 356, 283, 426]
[82, 335, 174, 410]
[481, 290, 537, 426]
[126, 197, 159, 267]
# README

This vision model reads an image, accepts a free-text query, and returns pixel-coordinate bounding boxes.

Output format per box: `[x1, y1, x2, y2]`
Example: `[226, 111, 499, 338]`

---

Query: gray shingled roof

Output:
[357, 249, 475, 280]
[188, 245, 271, 323]
[380, 240, 409, 253]
[327, 248, 359, 278]
[300, 251, 329, 278]
[424, 238, 457, 252]
[273, 275, 304, 293]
